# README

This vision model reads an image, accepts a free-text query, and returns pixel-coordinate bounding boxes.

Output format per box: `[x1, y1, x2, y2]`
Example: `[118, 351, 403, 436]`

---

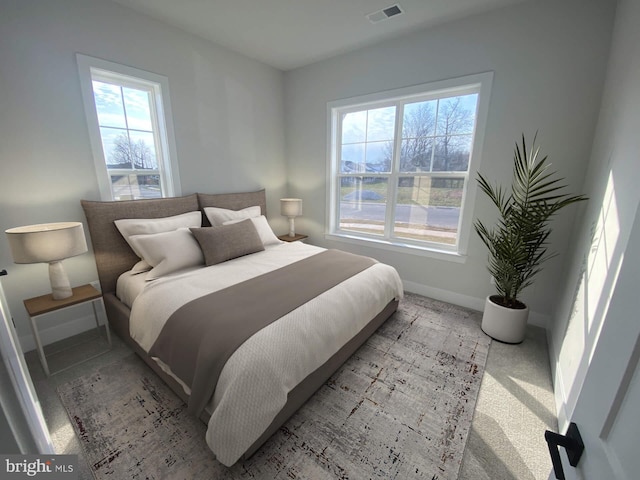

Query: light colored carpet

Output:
[459, 325, 557, 479]
[55, 293, 490, 479]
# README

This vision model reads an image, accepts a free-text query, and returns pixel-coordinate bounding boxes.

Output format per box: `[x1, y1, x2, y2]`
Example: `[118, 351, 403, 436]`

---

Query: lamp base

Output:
[288, 217, 296, 237]
[49, 261, 72, 300]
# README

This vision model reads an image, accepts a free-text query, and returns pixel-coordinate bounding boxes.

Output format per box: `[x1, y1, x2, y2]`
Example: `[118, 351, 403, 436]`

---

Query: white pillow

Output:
[129, 228, 204, 280]
[204, 205, 261, 226]
[115, 211, 202, 259]
[223, 215, 283, 246]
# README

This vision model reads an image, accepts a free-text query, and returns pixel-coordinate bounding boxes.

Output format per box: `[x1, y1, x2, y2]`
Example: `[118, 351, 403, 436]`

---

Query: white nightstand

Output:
[23, 284, 111, 376]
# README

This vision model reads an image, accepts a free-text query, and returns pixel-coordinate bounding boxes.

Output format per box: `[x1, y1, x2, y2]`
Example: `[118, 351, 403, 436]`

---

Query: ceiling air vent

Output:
[367, 4, 404, 24]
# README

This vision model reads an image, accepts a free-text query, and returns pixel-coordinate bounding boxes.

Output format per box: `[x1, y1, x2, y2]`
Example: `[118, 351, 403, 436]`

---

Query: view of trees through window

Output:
[336, 92, 479, 247]
[91, 80, 162, 200]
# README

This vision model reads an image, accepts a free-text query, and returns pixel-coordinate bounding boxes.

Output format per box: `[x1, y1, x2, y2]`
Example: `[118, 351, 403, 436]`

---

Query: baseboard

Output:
[401, 279, 550, 329]
[528, 311, 550, 329]
[546, 326, 569, 432]
[552, 364, 570, 432]
[402, 280, 485, 311]
[19, 313, 101, 353]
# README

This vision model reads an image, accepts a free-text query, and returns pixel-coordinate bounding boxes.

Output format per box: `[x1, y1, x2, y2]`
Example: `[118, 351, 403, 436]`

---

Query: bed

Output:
[81, 189, 403, 467]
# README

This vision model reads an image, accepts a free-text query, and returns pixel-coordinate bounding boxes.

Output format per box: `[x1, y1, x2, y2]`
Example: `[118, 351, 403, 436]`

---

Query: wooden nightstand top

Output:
[23, 284, 102, 317]
[278, 233, 308, 242]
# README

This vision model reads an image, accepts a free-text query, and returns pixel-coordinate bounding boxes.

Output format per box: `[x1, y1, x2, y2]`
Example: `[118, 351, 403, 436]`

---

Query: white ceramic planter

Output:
[481, 295, 529, 344]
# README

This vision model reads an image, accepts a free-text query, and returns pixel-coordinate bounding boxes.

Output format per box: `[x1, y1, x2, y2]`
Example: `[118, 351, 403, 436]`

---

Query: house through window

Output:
[77, 55, 180, 201]
[328, 73, 493, 257]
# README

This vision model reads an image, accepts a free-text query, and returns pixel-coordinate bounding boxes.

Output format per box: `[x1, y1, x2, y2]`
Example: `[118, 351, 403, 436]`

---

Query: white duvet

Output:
[125, 242, 404, 466]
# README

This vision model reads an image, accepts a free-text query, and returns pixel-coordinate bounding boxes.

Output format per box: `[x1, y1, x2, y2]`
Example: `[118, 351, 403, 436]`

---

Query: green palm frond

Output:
[474, 134, 587, 307]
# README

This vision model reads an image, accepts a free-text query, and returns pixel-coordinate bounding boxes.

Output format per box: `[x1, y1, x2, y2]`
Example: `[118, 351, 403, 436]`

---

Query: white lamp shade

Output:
[280, 198, 302, 217]
[6, 222, 88, 264]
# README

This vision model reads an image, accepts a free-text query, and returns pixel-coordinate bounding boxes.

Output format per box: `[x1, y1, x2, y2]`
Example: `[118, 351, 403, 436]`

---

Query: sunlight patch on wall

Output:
[587, 172, 621, 332]
[558, 171, 623, 406]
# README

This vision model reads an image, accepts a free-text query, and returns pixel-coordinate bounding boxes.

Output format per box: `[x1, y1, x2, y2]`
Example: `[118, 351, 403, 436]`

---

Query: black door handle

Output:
[544, 422, 584, 480]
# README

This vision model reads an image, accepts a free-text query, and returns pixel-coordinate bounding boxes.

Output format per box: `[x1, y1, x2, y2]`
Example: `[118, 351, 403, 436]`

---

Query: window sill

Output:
[324, 233, 467, 263]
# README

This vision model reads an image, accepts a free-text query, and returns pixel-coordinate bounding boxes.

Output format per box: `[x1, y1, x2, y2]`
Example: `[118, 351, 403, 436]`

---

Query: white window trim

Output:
[326, 72, 493, 261]
[76, 54, 181, 200]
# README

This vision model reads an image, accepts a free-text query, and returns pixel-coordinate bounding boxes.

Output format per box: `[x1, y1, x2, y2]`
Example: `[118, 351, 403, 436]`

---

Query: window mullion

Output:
[385, 103, 404, 239]
[430, 100, 440, 173]
[117, 86, 135, 172]
[333, 113, 344, 234]
[108, 168, 160, 175]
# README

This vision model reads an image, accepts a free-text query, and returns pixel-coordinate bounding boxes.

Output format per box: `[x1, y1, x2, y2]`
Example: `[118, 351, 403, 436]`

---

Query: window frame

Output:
[76, 54, 181, 201]
[326, 72, 493, 261]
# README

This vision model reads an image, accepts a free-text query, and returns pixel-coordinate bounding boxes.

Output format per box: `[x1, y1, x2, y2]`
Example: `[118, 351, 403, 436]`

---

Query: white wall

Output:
[549, 0, 640, 431]
[283, 0, 615, 322]
[0, 0, 286, 350]
[0, 0, 620, 353]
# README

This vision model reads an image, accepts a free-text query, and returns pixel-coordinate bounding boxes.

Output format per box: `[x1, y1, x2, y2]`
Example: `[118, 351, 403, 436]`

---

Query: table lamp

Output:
[280, 198, 302, 238]
[5, 222, 88, 300]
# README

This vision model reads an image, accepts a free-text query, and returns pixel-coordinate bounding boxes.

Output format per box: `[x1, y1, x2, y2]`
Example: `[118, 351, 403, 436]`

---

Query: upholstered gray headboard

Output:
[81, 189, 266, 294]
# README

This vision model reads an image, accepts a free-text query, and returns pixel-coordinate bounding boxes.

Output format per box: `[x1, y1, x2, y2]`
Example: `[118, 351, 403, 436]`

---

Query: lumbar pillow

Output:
[115, 211, 202, 259]
[190, 219, 264, 266]
[223, 215, 282, 246]
[203, 205, 261, 226]
[129, 228, 204, 280]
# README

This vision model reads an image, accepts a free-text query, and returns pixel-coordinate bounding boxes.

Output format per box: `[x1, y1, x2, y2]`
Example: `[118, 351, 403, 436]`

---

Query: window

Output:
[328, 73, 492, 258]
[77, 55, 180, 200]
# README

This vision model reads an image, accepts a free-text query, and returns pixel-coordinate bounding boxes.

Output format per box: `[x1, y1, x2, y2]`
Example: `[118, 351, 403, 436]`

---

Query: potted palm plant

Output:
[474, 134, 586, 343]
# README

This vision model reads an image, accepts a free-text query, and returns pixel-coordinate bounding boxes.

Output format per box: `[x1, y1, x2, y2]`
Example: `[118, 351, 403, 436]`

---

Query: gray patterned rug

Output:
[57, 293, 490, 479]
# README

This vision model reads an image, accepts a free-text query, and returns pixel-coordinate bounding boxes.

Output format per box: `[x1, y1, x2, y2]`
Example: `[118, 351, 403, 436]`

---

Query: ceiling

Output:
[111, 0, 527, 71]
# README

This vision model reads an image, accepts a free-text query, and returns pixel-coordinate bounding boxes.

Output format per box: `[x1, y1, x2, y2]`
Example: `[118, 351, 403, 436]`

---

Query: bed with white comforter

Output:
[118, 242, 402, 465]
[82, 190, 403, 467]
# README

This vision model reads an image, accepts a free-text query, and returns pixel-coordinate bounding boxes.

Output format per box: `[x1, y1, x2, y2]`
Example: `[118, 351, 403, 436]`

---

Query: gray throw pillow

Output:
[190, 219, 265, 266]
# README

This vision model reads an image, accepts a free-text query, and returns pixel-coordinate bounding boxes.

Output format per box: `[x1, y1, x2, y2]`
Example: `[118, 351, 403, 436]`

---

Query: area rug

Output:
[56, 293, 490, 479]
